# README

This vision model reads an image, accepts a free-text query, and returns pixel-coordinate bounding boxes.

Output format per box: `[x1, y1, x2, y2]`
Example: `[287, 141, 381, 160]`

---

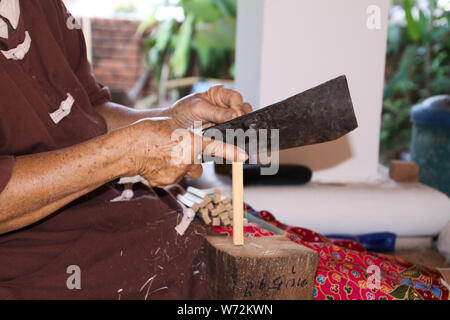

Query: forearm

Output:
[0, 183, 101, 234]
[95, 101, 170, 132]
[0, 126, 137, 234]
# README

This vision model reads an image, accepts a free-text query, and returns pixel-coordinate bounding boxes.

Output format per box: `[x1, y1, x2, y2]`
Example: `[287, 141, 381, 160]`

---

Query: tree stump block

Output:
[205, 235, 319, 300]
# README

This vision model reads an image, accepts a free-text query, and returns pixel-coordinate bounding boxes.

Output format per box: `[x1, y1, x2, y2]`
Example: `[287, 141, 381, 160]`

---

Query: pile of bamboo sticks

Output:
[177, 187, 248, 228]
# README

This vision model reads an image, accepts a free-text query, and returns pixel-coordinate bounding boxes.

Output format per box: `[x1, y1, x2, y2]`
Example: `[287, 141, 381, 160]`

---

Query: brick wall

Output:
[90, 18, 145, 94]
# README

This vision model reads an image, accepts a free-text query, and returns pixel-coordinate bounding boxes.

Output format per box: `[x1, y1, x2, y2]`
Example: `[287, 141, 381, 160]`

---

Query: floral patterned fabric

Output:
[211, 204, 449, 300]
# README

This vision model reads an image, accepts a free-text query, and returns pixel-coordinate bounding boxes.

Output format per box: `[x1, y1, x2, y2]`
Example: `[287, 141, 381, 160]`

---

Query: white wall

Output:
[235, 0, 265, 108]
[236, 0, 390, 183]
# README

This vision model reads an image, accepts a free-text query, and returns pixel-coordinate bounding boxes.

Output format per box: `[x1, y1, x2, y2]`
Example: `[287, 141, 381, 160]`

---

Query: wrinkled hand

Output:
[167, 85, 253, 128]
[129, 118, 248, 188]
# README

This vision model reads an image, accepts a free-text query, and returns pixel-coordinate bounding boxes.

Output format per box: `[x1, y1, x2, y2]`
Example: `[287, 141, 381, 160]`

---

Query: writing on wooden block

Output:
[205, 235, 319, 300]
[242, 264, 310, 298]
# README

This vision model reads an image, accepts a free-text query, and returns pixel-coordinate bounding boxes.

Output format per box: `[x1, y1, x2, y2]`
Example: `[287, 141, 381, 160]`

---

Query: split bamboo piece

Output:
[184, 192, 203, 204]
[214, 189, 221, 204]
[219, 212, 229, 222]
[200, 195, 212, 208]
[177, 194, 199, 212]
[221, 197, 231, 205]
[212, 217, 221, 226]
[183, 187, 244, 229]
[224, 203, 232, 212]
[211, 203, 226, 216]
[186, 186, 209, 198]
[200, 208, 211, 225]
[232, 162, 244, 246]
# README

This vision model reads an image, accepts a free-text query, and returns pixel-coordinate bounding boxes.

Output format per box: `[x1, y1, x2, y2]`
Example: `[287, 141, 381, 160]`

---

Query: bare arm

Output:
[95, 86, 252, 132]
[95, 101, 170, 132]
[0, 125, 137, 234]
[0, 118, 247, 235]
[0, 86, 251, 235]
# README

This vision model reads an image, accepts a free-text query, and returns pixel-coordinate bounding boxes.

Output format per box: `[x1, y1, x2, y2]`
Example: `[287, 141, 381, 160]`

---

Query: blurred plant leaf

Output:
[181, 0, 221, 23]
[404, 0, 421, 42]
[229, 62, 235, 78]
[171, 13, 195, 77]
[214, 0, 237, 16]
[381, 0, 449, 163]
[195, 44, 211, 70]
[140, 0, 237, 86]
[137, 7, 157, 35]
[387, 25, 405, 54]
[418, 10, 429, 42]
[155, 19, 176, 52]
[384, 45, 418, 98]
[194, 17, 236, 50]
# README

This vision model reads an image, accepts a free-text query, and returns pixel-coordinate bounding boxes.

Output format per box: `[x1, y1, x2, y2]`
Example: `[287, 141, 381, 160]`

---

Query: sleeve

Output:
[0, 156, 15, 194]
[53, 0, 112, 107]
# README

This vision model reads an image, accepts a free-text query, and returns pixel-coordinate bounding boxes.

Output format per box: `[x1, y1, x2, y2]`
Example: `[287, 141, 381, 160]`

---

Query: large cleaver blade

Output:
[203, 75, 358, 154]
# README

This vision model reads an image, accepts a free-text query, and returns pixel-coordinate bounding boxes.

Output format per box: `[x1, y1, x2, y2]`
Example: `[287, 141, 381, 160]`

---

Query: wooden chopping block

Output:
[389, 160, 420, 182]
[205, 235, 319, 300]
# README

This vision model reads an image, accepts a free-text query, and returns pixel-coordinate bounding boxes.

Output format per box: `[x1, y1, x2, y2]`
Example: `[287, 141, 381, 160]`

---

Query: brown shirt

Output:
[0, 0, 207, 299]
[0, 0, 109, 192]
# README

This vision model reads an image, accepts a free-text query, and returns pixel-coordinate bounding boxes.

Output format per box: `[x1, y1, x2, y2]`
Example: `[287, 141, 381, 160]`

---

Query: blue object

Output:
[245, 203, 397, 253]
[191, 81, 235, 95]
[411, 95, 450, 196]
[326, 232, 397, 253]
[411, 95, 450, 127]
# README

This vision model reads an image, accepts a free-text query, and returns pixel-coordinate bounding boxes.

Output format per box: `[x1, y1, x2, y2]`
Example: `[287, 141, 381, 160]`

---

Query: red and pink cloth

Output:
[211, 204, 449, 300]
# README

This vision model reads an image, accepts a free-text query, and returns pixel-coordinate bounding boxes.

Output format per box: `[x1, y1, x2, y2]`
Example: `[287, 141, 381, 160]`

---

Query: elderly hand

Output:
[167, 85, 253, 128]
[129, 118, 248, 187]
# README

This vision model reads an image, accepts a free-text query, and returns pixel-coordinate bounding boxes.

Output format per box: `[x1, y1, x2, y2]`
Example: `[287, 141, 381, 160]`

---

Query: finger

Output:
[193, 100, 236, 124]
[206, 86, 246, 117]
[219, 88, 246, 117]
[185, 164, 203, 179]
[202, 138, 248, 163]
[243, 102, 253, 114]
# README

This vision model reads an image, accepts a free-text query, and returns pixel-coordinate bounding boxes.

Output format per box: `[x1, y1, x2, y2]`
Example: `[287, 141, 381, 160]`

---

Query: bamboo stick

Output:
[232, 162, 244, 246]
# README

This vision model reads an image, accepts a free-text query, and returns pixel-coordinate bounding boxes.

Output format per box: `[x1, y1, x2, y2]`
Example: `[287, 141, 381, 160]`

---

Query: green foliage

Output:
[114, 4, 136, 14]
[381, 0, 450, 161]
[141, 0, 237, 84]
